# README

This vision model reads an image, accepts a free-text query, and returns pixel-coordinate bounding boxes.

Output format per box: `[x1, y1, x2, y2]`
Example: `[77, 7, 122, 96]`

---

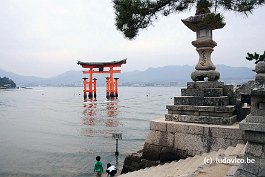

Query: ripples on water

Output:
[0, 87, 180, 177]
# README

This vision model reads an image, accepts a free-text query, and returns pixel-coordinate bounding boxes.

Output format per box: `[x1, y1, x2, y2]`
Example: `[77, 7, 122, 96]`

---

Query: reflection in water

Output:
[83, 98, 97, 126]
[106, 98, 120, 127]
[82, 98, 121, 129]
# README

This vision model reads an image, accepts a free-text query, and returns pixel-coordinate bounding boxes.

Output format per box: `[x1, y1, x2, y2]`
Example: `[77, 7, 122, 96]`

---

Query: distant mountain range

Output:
[0, 65, 255, 87]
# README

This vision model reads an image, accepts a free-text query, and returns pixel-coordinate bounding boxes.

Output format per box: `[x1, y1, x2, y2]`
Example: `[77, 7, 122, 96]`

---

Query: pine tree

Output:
[246, 51, 265, 64]
[113, 0, 265, 39]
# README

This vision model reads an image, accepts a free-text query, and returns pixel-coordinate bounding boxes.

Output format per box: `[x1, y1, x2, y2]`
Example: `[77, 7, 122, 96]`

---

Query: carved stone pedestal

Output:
[166, 81, 237, 125]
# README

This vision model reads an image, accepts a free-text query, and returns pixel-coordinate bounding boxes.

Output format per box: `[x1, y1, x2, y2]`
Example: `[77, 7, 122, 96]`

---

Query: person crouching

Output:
[106, 163, 117, 177]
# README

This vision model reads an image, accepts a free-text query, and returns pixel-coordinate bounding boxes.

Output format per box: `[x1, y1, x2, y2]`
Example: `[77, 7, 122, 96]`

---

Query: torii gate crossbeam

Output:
[77, 59, 126, 99]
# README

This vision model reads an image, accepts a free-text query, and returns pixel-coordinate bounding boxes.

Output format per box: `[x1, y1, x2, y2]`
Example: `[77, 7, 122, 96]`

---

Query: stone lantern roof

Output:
[182, 13, 225, 32]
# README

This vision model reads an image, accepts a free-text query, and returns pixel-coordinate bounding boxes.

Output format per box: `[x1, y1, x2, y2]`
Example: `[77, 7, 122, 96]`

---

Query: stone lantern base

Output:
[165, 81, 237, 125]
[191, 70, 220, 81]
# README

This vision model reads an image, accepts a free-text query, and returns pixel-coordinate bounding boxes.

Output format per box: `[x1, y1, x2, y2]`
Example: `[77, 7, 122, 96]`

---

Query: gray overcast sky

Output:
[0, 0, 264, 77]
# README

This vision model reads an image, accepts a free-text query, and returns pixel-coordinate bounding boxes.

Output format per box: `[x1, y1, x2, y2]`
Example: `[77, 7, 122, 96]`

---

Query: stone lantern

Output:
[182, 13, 225, 81]
[237, 61, 265, 176]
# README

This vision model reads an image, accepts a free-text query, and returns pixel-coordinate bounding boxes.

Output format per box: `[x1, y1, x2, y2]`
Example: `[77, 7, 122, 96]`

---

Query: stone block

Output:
[150, 119, 167, 132]
[239, 154, 260, 175]
[262, 145, 265, 158]
[191, 70, 220, 81]
[226, 165, 240, 176]
[199, 111, 233, 117]
[235, 169, 257, 177]
[215, 105, 236, 112]
[209, 137, 231, 152]
[203, 96, 229, 106]
[195, 106, 215, 112]
[187, 81, 224, 89]
[250, 90, 265, 116]
[258, 158, 265, 177]
[240, 119, 265, 133]
[181, 88, 204, 97]
[243, 130, 265, 144]
[166, 105, 194, 111]
[201, 127, 216, 153]
[209, 124, 243, 139]
[166, 121, 204, 135]
[174, 96, 203, 105]
[245, 142, 263, 157]
[170, 110, 199, 115]
[204, 88, 224, 97]
[165, 114, 173, 121]
[186, 149, 202, 156]
[145, 130, 167, 146]
[245, 115, 265, 123]
[173, 148, 188, 159]
[142, 143, 162, 161]
[223, 85, 235, 97]
[174, 132, 204, 153]
[174, 96, 230, 106]
[165, 114, 236, 125]
[167, 105, 216, 112]
[251, 109, 265, 117]
[145, 129, 174, 147]
[167, 132, 175, 147]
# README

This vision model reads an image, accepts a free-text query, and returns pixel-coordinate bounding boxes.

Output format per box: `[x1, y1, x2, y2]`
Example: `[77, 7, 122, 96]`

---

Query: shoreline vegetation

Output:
[0, 77, 16, 89]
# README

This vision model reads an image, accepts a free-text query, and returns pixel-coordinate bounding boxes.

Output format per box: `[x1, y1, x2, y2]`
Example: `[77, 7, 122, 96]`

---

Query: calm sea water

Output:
[0, 87, 181, 177]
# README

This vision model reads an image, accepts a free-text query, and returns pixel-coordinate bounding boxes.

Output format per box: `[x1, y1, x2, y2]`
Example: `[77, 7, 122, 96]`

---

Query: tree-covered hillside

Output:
[0, 77, 16, 88]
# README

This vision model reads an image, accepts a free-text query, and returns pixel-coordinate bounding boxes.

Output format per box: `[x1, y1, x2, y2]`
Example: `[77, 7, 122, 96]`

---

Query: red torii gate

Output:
[77, 59, 127, 99]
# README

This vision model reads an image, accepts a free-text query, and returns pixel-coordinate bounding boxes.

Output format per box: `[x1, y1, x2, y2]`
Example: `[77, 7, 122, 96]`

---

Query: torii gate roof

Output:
[77, 59, 127, 68]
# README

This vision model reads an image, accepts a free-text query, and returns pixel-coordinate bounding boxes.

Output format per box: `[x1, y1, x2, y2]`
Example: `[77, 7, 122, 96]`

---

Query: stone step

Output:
[217, 148, 226, 154]
[165, 114, 237, 125]
[239, 143, 247, 158]
[167, 160, 180, 170]
[187, 81, 225, 89]
[166, 105, 235, 113]
[168, 110, 234, 117]
[166, 157, 192, 177]
[174, 96, 229, 106]
[225, 165, 240, 177]
[151, 163, 170, 176]
[224, 144, 247, 177]
[178, 156, 201, 176]
[183, 155, 206, 175]
[118, 144, 246, 177]
[179, 155, 200, 175]
[207, 151, 219, 162]
[223, 146, 235, 156]
[181, 88, 224, 97]
[231, 144, 245, 156]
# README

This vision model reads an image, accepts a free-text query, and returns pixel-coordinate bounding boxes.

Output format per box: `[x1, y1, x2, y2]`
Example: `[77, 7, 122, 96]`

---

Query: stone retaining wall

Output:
[121, 118, 245, 174]
[144, 118, 244, 158]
